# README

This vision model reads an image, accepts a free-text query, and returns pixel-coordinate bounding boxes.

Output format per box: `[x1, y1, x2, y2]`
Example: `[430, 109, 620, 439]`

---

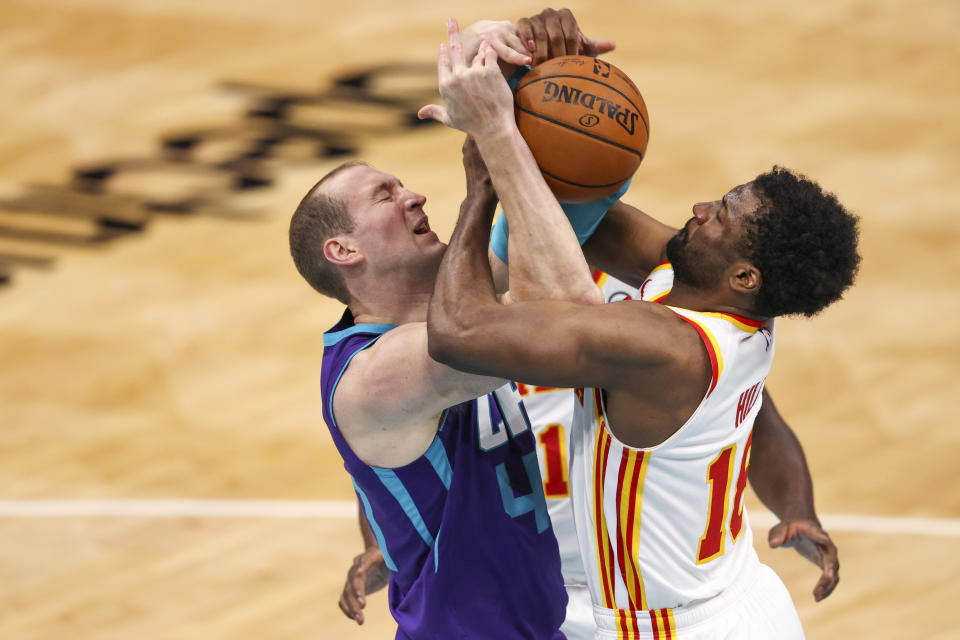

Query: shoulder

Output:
[576, 301, 708, 381]
[332, 322, 430, 415]
[332, 320, 501, 442]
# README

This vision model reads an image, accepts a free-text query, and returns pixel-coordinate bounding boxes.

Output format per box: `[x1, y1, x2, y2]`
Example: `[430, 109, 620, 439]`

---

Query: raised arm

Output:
[484, 7, 616, 292]
[750, 389, 840, 601]
[582, 199, 677, 286]
[419, 20, 600, 306]
[428, 139, 693, 391]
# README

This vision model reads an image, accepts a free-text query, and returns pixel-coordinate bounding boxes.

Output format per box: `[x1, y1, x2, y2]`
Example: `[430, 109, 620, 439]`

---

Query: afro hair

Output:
[742, 167, 861, 317]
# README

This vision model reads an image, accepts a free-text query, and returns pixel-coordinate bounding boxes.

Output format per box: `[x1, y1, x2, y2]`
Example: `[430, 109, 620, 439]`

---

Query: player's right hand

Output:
[338, 547, 390, 625]
[517, 7, 616, 66]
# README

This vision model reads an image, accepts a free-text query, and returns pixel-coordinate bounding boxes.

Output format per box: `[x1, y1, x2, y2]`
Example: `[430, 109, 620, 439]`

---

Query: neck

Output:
[662, 281, 767, 321]
[349, 289, 432, 326]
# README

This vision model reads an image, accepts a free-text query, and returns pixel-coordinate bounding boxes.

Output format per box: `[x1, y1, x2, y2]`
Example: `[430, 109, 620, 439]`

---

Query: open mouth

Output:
[413, 220, 431, 235]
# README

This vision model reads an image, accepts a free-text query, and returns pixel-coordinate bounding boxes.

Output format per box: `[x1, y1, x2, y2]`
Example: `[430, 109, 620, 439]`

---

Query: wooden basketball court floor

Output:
[1, 0, 957, 637]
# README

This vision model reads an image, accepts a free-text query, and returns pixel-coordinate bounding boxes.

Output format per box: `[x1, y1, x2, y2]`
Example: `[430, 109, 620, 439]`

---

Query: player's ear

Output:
[324, 235, 364, 267]
[729, 261, 761, 295]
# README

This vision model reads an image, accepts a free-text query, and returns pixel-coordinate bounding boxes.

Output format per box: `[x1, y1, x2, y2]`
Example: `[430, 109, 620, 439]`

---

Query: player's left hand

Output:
[517, 7, 616, 66]
[769, 519, 840, 602]
[418, 18, 515, 138]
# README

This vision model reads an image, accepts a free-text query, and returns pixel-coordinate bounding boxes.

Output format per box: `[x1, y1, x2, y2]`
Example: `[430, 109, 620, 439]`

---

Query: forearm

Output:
[428, 184, 501, 364]
[748, 389, 819, 523]
[474, 128, 601, 305]
[581, 200, 676, 286]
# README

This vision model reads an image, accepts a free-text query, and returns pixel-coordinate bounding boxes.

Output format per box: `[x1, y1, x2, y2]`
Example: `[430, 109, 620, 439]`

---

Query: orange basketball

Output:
[514, 56, 649, 203]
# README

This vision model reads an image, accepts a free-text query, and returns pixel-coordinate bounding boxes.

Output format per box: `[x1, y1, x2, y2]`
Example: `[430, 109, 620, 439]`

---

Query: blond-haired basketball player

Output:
[421, 20, 859, 639]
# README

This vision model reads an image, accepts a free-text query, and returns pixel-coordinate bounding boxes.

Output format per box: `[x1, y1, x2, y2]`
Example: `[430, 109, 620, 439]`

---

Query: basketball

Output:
[514, 55, 649, 203]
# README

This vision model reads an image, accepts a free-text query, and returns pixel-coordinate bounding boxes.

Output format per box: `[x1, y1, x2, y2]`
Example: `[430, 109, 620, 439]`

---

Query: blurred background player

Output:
[422, 17, 858, 639]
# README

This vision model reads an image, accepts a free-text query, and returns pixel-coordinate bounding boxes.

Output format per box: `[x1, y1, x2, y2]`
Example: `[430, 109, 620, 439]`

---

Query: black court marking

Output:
[516, 105, 645, 160]
[516, 73, 650, 137]
[0, 62, 439, 290]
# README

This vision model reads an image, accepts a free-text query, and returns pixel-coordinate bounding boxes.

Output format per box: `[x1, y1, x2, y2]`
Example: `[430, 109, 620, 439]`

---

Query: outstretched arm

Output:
[419, 20, 600, 306]
[485, 7, 616, 292]
[428, 143, 688, 389]
[750, 389, 840, 601]
[582, 200, 677, 287]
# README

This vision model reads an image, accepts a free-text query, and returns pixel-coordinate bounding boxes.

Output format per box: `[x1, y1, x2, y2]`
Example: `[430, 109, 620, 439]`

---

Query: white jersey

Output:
[570, 263, 778, 633]
[522, 273, 643, 640]
[522, 384, 584, 584]
[524, 272, 644, 587]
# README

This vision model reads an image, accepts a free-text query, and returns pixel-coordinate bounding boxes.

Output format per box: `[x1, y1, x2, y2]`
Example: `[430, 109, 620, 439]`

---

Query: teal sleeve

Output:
[489, 179, 632, 264]
[507, 66, 530, 91]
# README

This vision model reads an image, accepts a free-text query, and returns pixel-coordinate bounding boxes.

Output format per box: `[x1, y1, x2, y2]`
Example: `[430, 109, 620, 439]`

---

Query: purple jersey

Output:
[321, 310, 567, 639]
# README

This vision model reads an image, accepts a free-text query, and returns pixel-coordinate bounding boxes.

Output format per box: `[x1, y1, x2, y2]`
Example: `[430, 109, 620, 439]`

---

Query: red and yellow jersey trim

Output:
[615, 608, 639, 638]
[650, 607, 677, 639]
[648, 260, 670, 272]
[606, 607, 677, 639]
[515, 382, 563, 396]
[668, 309, 724, 397]
[593, 392, 618, 609]
[615, 444, 650, 610]
[593, 268, 609, 289]
[639, 261, 672, 303]
[699, 311, 765, 334]
[574, 387, 586, 406]
[595, 388, 653, 619]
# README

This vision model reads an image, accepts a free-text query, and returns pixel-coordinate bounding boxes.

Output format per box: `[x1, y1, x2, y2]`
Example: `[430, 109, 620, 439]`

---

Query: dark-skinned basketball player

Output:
[420, 17, 858, 639]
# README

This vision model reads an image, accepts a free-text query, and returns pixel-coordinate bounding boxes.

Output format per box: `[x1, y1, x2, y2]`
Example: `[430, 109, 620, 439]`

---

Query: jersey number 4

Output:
[696, 431, 754, 564]
[478, 384, 551, 534]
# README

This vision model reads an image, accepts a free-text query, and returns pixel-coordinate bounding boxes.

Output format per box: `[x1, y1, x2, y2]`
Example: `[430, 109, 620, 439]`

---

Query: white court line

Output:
[0, 499, 356, 519]
[0, 500, 957, 537]
[747, 511, 960, 537]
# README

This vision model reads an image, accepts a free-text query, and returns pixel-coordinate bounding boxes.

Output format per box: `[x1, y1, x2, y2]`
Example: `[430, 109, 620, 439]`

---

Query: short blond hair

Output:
[288, 161, 367, 304]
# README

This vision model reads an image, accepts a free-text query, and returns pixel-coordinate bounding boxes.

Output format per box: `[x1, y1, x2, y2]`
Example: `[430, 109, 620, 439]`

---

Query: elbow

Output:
[573, 283, 604, 306]
[427, 325, 455, 365]
[426, 310, 470, 366]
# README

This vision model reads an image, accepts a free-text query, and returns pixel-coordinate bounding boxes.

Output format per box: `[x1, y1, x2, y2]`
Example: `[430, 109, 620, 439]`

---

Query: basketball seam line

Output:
[539, 166, 630, 190]
[516, 74, 650, 136]
[516, 105, 645, 160]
